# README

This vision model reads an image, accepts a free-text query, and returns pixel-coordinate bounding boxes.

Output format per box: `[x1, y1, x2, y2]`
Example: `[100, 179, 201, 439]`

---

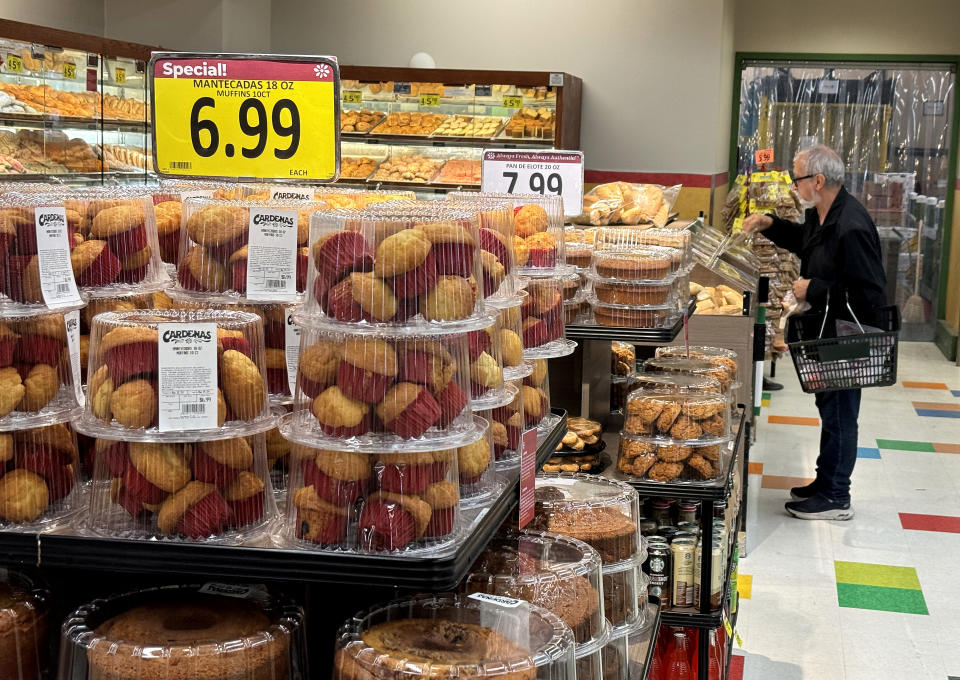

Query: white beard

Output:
[799, 192, 820, 210]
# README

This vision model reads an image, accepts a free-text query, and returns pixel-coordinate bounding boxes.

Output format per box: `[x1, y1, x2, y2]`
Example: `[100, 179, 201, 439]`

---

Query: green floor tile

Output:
[835, 561, 922, 590]
[874, 439, 936, 452]
[762, 392, 771, 400]
[836, 583, 928, 615]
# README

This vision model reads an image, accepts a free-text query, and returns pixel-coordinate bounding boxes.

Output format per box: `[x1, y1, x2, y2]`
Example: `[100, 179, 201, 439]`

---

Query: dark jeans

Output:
[813, 388, 862, 504]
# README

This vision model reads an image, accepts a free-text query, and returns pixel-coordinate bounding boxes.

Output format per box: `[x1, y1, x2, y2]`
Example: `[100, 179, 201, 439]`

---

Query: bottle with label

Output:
[670, 538, 696, 608]
[667, 631, 693, 680]
[645, 539, 671, 609]
[677, 500, 698, 524]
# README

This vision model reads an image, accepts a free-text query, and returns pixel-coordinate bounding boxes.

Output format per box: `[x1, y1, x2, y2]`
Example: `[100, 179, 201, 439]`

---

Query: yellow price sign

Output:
[63, 62, 77, 79]
[342, 90, 362, 104]
[503, 95, 523, 109]
[150, 54, 340, 181]
[6, 54, 23, 74]
[114, 67, 126, 83]
[419, 93, 439, 107]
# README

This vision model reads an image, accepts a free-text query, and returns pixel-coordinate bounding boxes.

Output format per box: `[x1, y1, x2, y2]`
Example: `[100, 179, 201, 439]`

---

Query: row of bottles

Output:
[648, 625, 726, 680]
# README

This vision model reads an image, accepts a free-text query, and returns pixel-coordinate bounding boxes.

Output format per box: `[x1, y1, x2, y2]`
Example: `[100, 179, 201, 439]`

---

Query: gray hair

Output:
[796, 145, 845, 187]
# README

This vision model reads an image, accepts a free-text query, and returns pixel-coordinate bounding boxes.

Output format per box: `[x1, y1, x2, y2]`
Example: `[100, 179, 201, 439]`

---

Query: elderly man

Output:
[744, 145, 886, 520]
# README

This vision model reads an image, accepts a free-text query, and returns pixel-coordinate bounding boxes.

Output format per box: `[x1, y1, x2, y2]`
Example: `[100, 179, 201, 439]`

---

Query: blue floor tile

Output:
[951, 390, 960, 397]
[914, 409, 960, 418]
[857, 447, 881, 459]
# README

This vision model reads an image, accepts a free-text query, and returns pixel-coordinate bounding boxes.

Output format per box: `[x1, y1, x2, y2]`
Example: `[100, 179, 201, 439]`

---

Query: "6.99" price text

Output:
[190, 97, 300, 160]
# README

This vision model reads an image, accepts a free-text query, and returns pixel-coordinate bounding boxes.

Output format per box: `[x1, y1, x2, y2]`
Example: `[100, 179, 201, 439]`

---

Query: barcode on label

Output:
[181, 403, 205, 414]
[265, 279, 285, 289]
[56, 283, 70, 293]
[170, 161, 192, 169]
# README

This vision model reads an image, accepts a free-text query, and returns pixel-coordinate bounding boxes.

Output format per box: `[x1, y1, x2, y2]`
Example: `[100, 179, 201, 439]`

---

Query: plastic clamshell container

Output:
[521, 276, 577, 358]
[468, 314, 516, 410]
[590, 246, 681, 282]
[464, 528, 607, 647]
[602, 556, 645, 629]
[0, 569, 49, 680]
[595, 227, 691, 271]
[523, 359, 559, 435]
[287, 324, 484, 449]
[480, 392, 525, 470]
[641, 356, 734, 394]
[173, 197, 330, 303]
[457, 416, 499, 508]
[0, 421, 81, 532]
[602, 603, 656, 680]
[630, 371, 722, 395]
[302, 206, 488, 328]
[588, 275, 683, 307]
[588, 299, 679, 329]
[59, 583, 306, 680]
[84, 433, 277, 541]
[622, 391, 730, 443]
[487, 293, 531, 381]
[333, 593, 576, 679]
[0, 308, 84, 430]
[531, 473, 641, 565]
[283, 438, 463, 554]
[440, 199, 517, 299]
[76, 309, 273, 442]
[655, 345, 739, 381]
[617, 435, 729, 484]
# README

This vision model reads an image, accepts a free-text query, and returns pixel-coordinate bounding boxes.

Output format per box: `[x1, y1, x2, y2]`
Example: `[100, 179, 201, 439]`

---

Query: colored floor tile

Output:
[767, 415, 820, 426]
[748, 461, 764, 474]
[760, 474, 814, 490]
[762, 392, 771, 400]
[952, 390, 960, 397]
[915, 409, 960, 418]
[835, 582, 929, 615]
[761, 399, 770, 407]
[932, 442, 960, 454]
[912, 401, 960, 411]
[835, 561, 921, 589]
[902, 381, 948, 389]
[875, 439, 936, 452]
[737, 573, 753, 599]
[728, 654, 745, 680]
[899, 512, 960, 534]
[857, 446, 881, 459]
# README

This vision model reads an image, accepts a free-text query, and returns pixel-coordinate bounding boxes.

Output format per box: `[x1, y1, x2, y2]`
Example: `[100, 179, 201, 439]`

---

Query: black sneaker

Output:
[790, 482, 820, 501]
[763, 377, 784, 391]
[785, 494, 854, 521]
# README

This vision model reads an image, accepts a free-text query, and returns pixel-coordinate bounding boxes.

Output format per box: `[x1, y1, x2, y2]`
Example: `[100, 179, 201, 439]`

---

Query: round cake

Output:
[594, 253, 670, 281]
[540, 505, 639, 563]
[85, 594, 290, 680]
[0, 579, 47, 680]
[593, 281, 672, 306]
[592, 304, 670, 329]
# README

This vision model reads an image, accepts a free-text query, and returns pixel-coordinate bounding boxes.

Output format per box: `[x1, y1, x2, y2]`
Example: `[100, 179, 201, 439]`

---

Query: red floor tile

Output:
[768, 415, 820, 426]
[729, 654, 745, 680]
[912, 401, 960, 412]
[932, 443, 960, 454]
[899, 512, 960, 534]
[748, 462, 764, 475]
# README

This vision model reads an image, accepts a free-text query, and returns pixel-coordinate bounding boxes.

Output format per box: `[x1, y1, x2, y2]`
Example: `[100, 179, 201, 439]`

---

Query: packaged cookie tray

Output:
[333, 594, 576, 680]
[0, 568, 50, 680]
[281, 420, 492, 554]
[641, 356, 735, 394]
[302, 206, 492, 326]
[520, 276, 577, 359]
[0, 420, 82, 532]
[617, 434, 729, 484]
[0, 307, 85, 431]
[0, 192, 170, 309]
[82, 434, 278, 542]
[589, 246, 684, 282]
[655, 344, 739, 381]
[463, 528, 606, 648]
[542, 452, 607, 475]
[622, 391, 731, 444]
[59, 584, 307, 679]
[75, 309, 274, 443]
[630, 371, 722, 395]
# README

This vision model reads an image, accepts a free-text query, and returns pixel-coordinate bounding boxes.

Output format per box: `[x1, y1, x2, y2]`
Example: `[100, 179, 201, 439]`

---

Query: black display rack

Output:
[565, 298, 697, 343]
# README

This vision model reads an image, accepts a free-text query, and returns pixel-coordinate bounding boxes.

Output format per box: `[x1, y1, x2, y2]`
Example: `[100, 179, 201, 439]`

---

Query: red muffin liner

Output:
[227, 490, 264, 527]
[393, 296, 420, 322]
[105, 224, 147, 260]
[117, 485, 148, 518]
[431, 242, 476, 277]
[296, 250, 308, 292]
[317, 415, 370, 439]
[303, 460, 370, 506]
[118, 263, 149, 284]
[459, 471, 485, 486]
[9, 220, 74, 256]
[434, 380, 467, 428]
[177, 266, 204, 291]
[384, 388, 441, 439]
[493, 441, 508, 458]
[326, 278, 365, 322]
[0, 336, 14, 367]
[297, 506, 347, 545]
[158, 230, 180, 263]
[527, 247, 557, 268]
[298, 372, 329, 399]
[506, 423, 522, 449]
[191, 446, 241, 488]
[316, 231, 374, 282]
[522, 318, 548, 348]
[391, 251, 438, 299]
[375, 462, 432, 495]
[122, 465, 166, 505]
[231, 260, 247, 293]
[338, 361, 394, 404]
[490, 405, 513, 423]
[77, 433, 95, 478]
[470, 381, 492, 398]
[423, 506, 455, 538]
[540, 298, 563, 329]
[104, 341, 158, 383]
[15, 446, 73, 501]
[482, 274, 501, 298]
[479, 228, 511, 273]
[15, 336, 64, 366]
[76, 247, 122, 287]
[431, 460, 450, 483]
[219, 336, 252, 359]
[264, 320, 286, 349]
[204, 233, 248, 260]
[466, 330, 491, 361]
[545, 316, 564, 342]
[267, 367, 289, 395]
[396, 351, 441, 388]
[357, 500, 416, 551]
[98, 441, 129, 477]
[176, 490, 234, 538]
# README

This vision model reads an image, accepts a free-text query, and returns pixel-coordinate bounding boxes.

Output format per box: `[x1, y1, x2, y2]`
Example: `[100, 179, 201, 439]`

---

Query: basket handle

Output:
[817, 289, 865, 340]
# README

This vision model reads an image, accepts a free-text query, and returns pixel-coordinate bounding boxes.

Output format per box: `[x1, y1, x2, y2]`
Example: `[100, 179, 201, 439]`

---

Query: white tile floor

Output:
[735, 342, 960, 680]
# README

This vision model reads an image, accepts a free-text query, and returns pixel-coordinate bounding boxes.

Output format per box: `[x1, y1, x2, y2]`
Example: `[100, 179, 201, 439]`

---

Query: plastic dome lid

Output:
[0, 569, 49, 680]
[334, 593, 576, 679]
[630, 371, 722, 394]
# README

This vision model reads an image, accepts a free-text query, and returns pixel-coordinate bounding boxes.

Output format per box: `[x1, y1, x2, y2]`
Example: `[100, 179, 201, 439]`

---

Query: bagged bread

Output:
[575, 181, 680, 227]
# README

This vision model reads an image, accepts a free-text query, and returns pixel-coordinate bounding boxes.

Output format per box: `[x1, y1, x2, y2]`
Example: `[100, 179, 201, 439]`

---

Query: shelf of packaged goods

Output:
[565, 298, 697, 343]
[340, 131, 554, 148]
[0, 111, 148, 131]
[0, 170, 151, 183]
[0, 409, 566, 590]
[335, 176, 482, 194]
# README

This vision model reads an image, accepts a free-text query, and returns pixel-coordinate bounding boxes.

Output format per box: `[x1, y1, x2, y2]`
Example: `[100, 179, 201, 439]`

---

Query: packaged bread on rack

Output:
[0, 569, 49, 679]
[75, 310, 272, 440]
[0, 308, 84, 427]
[85, 433, 277, 540]
[574, 182, 680, 228]
[0, 421, 81, 531]
[463, 528, 607, 647]
[59, 584, 306, 679]
[521, 275, 577, 357]
[333, 594, 576, 679]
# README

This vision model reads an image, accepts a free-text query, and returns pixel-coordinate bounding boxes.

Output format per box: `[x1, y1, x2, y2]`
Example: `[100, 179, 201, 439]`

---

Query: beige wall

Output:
[0, 0, 104, 36]
[102, 0, 224, 51]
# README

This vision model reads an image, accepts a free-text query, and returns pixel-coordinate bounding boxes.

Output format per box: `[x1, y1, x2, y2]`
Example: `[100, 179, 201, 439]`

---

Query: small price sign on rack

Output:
[342, 90, 362, 104]
[419, 93, 440, 106]
[5, 54, 23, 73]
[150, 53, 340, 181]
[502, 95, 523, 108]
[481, 149, 584, 217]
[754, 148, 774, 165]
[63, 62, 77, 79]
[114, 67, 126, 84]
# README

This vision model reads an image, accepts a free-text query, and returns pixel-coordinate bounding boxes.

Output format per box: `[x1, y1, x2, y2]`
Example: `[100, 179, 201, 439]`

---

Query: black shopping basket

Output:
[787, 292, 900, 394]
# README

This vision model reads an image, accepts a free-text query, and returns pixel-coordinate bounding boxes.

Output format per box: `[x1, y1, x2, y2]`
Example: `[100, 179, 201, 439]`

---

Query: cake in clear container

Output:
[603, 557, 645, 629]
[0, 569, 48, 680]
[601, 607, 656, 680]
[282, 440, 463, 554]
[588, 275, 684, 307]
[333, 594, 576, 679]
[463, 528, 606, 647]
[521, 276, 576, 358]
[84, 434, 277, 541]
[587, 299, 680, 329]
[0, 421, 80, 531]
[59, 583, 306, 680]
[590, 246, 682, 281]
[531, 473, 641, 565]
[595, 227, 691, 271]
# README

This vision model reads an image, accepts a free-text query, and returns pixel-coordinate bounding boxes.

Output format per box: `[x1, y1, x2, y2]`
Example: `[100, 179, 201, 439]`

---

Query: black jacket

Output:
[764, 186, 887, 327]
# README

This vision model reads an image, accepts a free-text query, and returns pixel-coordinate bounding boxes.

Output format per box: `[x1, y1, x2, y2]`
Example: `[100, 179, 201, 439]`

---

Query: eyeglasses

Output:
[792, 174, 816, 188]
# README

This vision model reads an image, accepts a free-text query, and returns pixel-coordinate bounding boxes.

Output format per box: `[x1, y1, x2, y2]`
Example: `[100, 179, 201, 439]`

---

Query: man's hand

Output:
[742, 214, 773, 234]
[793, 278, 810, 302]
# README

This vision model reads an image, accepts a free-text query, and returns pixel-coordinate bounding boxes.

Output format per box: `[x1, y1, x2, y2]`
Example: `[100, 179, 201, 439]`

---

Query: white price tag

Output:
[158, 323, 218, 431]
[818, 79, 839, 95]
[549, 72, 564, 87]
[285, 309, 301, 395]
[468, 592, 524, 608]
[179, 189, 214, 201]
[64, 310, 84, 406]
[481, 150, 584, 218]
[269, 186, 315, 201]
[199, 582, 254, 598]
[246, 208, 298, 301]
[34, 207, 82, 307]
